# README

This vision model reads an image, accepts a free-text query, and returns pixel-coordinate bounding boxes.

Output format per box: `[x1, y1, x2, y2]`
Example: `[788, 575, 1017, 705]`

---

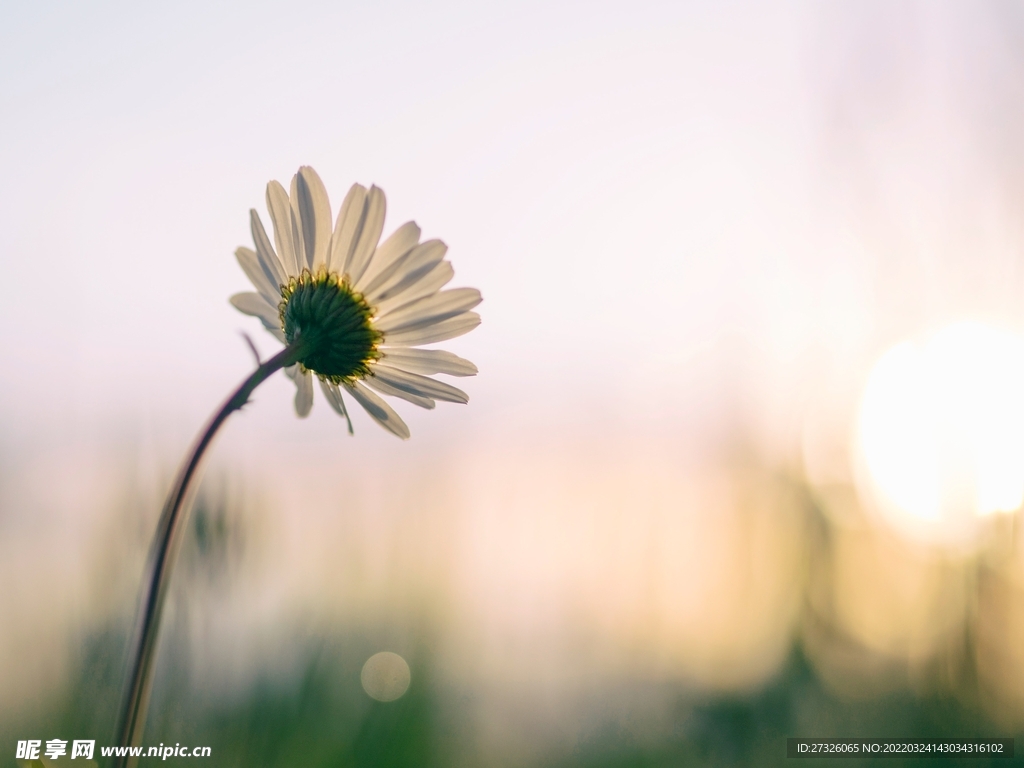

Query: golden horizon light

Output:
[857, 321, 1024, 542]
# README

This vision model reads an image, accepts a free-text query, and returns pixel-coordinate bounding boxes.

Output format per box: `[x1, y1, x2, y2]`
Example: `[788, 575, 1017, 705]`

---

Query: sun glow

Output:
[857, 322, 1024, 537]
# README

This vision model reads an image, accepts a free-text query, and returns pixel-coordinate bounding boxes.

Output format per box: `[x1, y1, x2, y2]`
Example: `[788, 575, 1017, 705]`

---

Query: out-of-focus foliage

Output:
[5, 629, 1021, 768]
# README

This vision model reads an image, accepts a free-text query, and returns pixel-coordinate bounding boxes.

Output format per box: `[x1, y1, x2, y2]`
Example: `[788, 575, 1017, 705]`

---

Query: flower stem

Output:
[114, 342, 303, 768]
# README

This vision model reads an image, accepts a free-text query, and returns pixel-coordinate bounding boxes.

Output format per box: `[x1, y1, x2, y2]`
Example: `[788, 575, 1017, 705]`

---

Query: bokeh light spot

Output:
[360, 651, 411, 702]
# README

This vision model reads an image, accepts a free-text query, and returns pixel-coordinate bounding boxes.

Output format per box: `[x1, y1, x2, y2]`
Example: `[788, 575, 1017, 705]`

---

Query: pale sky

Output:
[2, 1, 1022, 455]
[0, 1, 812, 444]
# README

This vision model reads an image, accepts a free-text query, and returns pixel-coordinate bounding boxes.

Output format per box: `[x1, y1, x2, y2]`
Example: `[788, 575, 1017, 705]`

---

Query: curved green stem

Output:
[113, 342, 303, 768]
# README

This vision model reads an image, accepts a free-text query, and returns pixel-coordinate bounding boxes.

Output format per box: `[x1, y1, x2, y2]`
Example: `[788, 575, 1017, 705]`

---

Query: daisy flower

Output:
[115, 166, 481, 764]
[230, 166, 481, 438]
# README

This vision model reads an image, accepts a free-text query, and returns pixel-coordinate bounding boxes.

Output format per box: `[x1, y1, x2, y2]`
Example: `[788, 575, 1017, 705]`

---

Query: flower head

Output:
[231, 166, 480, 438]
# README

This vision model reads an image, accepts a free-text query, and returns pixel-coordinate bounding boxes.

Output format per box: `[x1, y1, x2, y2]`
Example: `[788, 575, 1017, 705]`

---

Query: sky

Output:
[0, 0, 826, 447]
[2, 0, 1018, 459]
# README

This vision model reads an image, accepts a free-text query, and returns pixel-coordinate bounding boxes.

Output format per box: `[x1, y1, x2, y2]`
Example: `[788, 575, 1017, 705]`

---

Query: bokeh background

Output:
[4, 1, 1024, 765]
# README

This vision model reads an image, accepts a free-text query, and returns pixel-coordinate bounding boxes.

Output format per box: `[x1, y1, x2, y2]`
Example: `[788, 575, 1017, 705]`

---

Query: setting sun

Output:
[857, 322, 1024, 536]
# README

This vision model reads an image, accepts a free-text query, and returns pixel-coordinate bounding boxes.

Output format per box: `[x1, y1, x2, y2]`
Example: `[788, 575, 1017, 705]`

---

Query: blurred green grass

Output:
[6, 629, 1021, 768]
[4, 485, 1022, 768]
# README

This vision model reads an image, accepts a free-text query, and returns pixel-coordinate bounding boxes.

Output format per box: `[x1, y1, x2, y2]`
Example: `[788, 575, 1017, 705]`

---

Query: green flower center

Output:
[279, 269, 381, 383]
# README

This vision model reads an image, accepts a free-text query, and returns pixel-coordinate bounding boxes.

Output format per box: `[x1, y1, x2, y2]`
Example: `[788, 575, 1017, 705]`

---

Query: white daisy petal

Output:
[266, 180, 300, 276]
[250, 210, 287, 288]
[291, 167, 332, 271]
[356, 221, 421, 295]
[343, 380, 411, 439]
[232, 290, 285, 343]
[364, 374, 436, 410]
[235, 246, 280, 305]
[328, 183, 368, 275]
[370, 364, 468, 404]
[345, 185, 386, 286]
[373, 260, 455, 317]
[319, 380, 354, 434]
[383, 312, 481, 346]
[364, 240, 448, 304]
[294, 370, 313, 417]
[230, 292, 281, 329]
[376, 288, 482, 334]
[288, 177, 308, 273]
[284, 364, 299, 380]
[379, 348, 478, 377]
